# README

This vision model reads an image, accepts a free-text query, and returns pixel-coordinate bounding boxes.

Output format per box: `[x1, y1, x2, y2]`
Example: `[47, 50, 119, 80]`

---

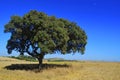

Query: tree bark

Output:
[37, 54, 44, 70]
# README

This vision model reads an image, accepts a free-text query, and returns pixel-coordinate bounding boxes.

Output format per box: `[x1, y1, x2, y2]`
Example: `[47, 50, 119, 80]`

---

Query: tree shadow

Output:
[4, 63, 71, 73]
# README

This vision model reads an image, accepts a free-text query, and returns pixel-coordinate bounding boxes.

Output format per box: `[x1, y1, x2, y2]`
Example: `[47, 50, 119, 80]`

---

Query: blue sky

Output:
[0, 0, 120, 61]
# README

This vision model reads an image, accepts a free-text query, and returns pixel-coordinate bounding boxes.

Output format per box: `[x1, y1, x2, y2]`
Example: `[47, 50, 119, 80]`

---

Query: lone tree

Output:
[4, 10, 87, 69]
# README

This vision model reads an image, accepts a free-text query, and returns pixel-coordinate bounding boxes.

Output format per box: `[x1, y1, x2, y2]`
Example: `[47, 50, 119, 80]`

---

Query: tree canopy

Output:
[4, 10, 87, 68]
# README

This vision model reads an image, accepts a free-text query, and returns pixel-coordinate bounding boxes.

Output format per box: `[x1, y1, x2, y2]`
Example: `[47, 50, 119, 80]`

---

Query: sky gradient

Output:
[0, 0, 120, 61]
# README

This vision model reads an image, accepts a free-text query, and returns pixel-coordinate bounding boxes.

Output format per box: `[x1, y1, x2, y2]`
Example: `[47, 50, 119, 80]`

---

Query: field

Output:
[0, 57, 120, 80]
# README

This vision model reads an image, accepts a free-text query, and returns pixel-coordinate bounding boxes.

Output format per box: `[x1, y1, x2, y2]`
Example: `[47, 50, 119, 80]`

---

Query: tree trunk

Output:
[37, 54, 44, 70]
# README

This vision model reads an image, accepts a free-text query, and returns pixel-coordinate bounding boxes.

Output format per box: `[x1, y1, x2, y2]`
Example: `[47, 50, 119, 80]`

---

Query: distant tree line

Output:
[9, 55, 37, 62]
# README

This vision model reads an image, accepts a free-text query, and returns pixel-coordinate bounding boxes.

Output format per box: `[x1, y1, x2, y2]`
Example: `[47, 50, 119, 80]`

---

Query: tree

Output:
[4, 10, 87, 69]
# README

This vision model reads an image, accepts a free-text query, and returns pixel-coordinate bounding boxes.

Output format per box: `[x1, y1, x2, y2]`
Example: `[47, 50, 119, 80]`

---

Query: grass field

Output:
[0, 57, 120, 80]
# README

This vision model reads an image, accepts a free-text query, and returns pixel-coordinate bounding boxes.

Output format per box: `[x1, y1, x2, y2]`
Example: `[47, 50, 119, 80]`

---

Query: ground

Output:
[0, 57, 120, 80]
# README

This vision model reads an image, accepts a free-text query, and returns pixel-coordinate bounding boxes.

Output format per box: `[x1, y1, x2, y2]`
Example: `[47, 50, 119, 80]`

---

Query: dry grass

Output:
[0, 57, 120, 80]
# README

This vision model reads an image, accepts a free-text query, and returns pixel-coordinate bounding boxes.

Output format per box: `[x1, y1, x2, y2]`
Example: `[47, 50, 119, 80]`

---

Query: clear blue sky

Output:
[0, 0, 120, 61]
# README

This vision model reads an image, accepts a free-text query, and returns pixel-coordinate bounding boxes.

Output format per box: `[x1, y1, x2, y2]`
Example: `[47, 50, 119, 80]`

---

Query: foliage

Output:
[4, 10, 87, 63]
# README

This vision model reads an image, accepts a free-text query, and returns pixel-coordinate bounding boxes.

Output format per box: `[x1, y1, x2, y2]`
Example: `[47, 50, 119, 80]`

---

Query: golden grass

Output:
[0, 57, 120, 80]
